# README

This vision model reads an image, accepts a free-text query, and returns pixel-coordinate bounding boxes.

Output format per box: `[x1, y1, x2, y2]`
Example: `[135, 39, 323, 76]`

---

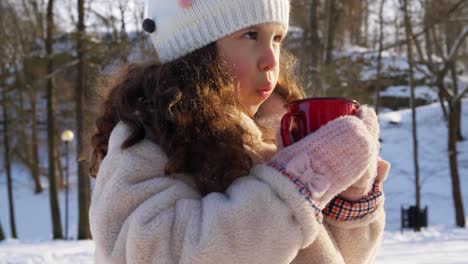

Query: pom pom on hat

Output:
[178, 0, 192, 8]
[142, 18, 156, 33]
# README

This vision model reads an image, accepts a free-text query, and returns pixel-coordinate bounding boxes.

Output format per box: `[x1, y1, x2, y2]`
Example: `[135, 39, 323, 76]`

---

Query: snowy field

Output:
[1, 99, 467, 263]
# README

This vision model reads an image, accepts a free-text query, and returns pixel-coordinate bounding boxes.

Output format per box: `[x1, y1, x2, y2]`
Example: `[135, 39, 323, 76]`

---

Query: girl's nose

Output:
[258, 45, 279, 72]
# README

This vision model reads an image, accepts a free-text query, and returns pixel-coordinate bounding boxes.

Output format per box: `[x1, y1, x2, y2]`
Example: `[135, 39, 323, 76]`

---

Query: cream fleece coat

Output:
[89, 94, 386, 264]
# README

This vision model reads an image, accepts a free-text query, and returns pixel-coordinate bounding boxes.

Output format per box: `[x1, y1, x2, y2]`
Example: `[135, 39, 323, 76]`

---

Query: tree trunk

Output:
[300, 2, 311, 92]
[393, 0, 466, 230]
[1, 74, 18, 239]
[438, 89, 449, 121]
[55, 143, 64, 189]
[423, 0, 435, 67]
[444, 16, 464, 142]
[374, 0, 385, 115]
[77, 0, 92, 239]
[11, 0, 45, 194]
[431, 26, 445, 61]
[436, 67, 466, 231]
[354, 1, 362, 45]
[46, 0, 63, 239]
[324, 0, 337, 65]
[31, 87, 43, 193]
[309, 0, 321, 73]
[448, 104, 465, 227]
[403, 0, 422, 231]
[0, 1, 18, 239]
[363, 0, 369, 46]
[0, 220, 5, 241]
[308, 0, 322, 96]
[449, 63, 464, 141]
[454, 99, 463, 141]
[118, 0, 129, 64]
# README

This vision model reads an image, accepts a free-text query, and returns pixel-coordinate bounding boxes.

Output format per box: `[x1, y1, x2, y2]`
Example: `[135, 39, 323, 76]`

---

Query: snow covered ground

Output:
[376, 226, 468, 264]
[1, 99, 467, 263]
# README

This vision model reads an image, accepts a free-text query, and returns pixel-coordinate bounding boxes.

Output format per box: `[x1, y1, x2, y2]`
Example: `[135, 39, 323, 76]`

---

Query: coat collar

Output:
[239, 92, 287, 164]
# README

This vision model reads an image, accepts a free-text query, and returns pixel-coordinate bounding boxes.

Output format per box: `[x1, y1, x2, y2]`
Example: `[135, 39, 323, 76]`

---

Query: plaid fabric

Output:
[269, 162, 323, 224]
[323, 180, 383, 221]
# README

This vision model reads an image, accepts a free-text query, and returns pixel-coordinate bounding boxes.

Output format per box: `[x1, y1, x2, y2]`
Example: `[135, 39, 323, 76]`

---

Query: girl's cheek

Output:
[230, 61, 249, 82]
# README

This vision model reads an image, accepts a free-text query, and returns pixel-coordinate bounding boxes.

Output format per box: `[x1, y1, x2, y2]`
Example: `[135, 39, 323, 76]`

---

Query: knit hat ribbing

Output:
[144, 0, 290, 63]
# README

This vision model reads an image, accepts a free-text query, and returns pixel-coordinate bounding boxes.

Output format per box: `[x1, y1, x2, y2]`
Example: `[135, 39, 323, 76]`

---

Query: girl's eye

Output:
[243, 31, 284, 44]
[243, 31, 258, 40]
[274, 35, 284, 43]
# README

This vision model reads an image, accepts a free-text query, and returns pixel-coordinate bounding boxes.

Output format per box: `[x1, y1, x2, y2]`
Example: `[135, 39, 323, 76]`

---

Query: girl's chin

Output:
[241, 105, 260, 118]
[239, 97, 272, 117]
[257, 90, 271, 99]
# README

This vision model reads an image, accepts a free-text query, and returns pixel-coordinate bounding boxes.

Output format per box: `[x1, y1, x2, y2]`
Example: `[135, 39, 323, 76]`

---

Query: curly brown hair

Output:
[90, 42, 305, 195]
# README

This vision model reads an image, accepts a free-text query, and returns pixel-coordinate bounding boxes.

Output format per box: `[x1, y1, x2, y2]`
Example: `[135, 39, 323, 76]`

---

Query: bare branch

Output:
[384, 0, 467, 51]
[447, 26, 468, 63]
[438, 26, 468, 80]
[453, 84, 468, 103]
[41, 59, 79, 82]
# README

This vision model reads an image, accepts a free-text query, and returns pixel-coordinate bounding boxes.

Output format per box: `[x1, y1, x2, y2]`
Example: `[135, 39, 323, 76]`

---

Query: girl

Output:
[89, 0, 391, 263]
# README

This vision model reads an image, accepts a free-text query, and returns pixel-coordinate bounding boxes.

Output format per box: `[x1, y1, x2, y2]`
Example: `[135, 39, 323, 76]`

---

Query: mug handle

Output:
[351, 102, 360, 115]
[281, 111, 308, 146]
[281, 112, 293, 146]
[295, 111, 308, 140]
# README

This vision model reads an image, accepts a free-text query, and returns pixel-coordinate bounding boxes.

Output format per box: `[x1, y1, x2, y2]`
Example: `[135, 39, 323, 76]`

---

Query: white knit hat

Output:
[143, 0, 290, 63]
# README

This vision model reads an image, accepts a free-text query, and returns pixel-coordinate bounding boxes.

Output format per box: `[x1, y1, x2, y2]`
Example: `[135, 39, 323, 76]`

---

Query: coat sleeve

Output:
[89, 125, 322, 264]
[290, 181, 385, 264]
[321, 196, 386, 264]
[291, 196, 385, 264]
[294, 159, 389, 264]
[317, 172, 387, 264]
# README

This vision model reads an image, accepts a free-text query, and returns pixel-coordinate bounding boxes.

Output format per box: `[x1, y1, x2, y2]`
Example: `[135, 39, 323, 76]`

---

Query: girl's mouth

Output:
[257, 83, 273, 99]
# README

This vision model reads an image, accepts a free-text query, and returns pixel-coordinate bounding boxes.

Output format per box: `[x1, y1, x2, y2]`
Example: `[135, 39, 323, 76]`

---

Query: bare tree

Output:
[444, 9, 465, 141]
[27, 0, 46, 194]
[374, 0, 386, 115]
[414, 0, 468, 228]
[363, 0, 369, 46]
[1, 69, 18, 239]
[117, 0, 129, 63]
[324, 0, 338, 65]
[77, 0, 92, 239]
[402, 0, 422, 231]
[408, 0, 467, 228]
[0, 1, 18, 239]
[45, 0, 63, 239]
[439, 26, 468, 227]
[295, 0, 322, 96]
[133, 0, 148, 61]
[2, 0, 44, 194]
[30, 81, 43, 194]
[55, 142, 65, 189]
[308, 0, 322, 96]
[0, 220, 5, 240]
[342, 0, 363, 46]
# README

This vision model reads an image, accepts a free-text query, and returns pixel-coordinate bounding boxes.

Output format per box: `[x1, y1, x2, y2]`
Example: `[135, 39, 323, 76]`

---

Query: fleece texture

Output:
[89, 93, 386, 264]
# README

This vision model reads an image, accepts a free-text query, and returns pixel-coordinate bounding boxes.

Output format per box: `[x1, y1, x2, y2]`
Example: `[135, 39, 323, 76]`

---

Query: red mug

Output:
[281, 97, 360, 146]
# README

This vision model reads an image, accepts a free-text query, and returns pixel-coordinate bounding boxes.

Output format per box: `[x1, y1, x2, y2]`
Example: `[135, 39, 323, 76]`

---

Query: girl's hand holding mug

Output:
[339, 106, 391, 201]
[270, 111, 378, 208]
[270, 96, 392, 207]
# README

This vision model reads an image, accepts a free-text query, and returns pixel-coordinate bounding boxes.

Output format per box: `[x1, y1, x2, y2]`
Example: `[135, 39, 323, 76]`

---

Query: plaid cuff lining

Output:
[268, 162, 323, 224]
[322, 180, 383, 221]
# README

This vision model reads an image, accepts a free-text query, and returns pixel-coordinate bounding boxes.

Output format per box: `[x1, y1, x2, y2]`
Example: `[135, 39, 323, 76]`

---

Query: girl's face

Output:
[216, 23, 286, 118]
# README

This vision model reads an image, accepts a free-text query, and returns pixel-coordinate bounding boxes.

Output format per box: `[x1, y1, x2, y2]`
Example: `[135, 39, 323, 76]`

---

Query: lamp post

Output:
[61, 129, 74, 240]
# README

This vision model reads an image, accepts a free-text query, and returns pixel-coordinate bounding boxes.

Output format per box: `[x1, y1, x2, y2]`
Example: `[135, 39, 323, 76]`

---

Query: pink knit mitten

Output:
[270, 115, 378, 208]
[338, 106, 387, 200]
